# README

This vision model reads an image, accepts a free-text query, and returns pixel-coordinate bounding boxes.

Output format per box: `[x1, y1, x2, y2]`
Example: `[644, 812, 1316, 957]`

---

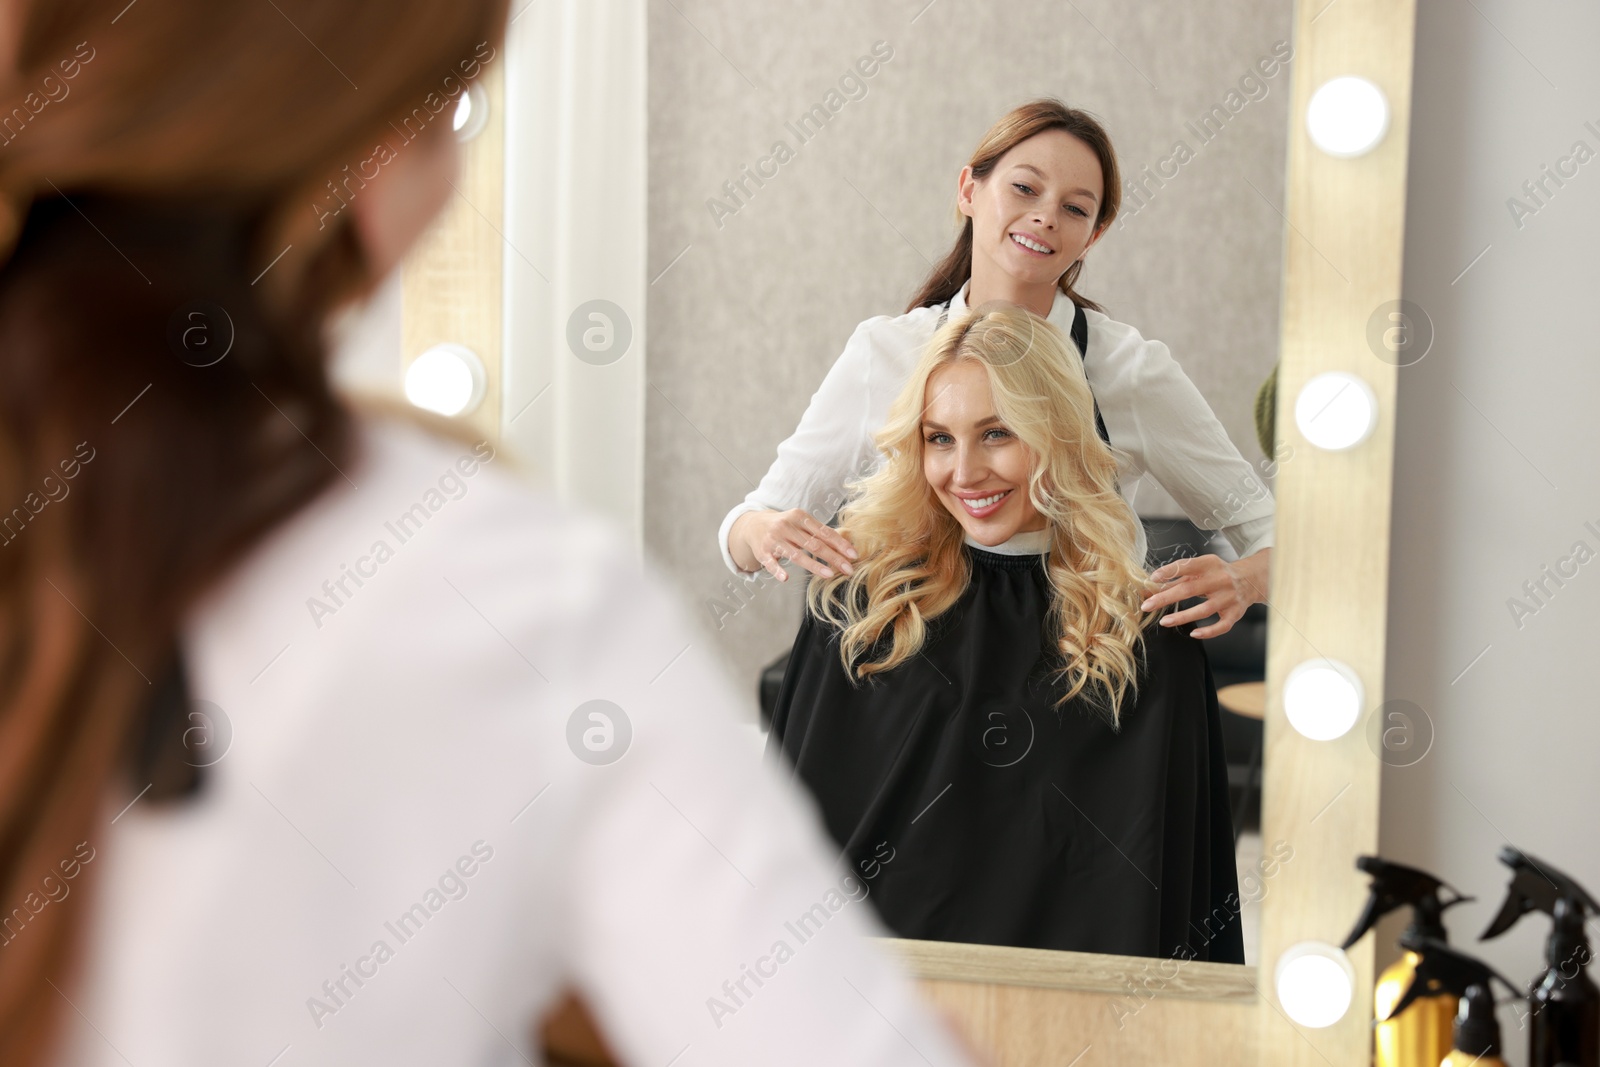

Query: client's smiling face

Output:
[921, 360, 1046, 545]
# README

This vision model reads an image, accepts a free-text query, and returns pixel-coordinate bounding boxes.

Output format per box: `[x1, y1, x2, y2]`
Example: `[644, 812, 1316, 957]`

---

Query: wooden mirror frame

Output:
[403, 0, 1417, 1061]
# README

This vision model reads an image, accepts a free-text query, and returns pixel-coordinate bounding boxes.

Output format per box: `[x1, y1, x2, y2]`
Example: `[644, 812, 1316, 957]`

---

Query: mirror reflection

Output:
[656, 3, 1293, 972]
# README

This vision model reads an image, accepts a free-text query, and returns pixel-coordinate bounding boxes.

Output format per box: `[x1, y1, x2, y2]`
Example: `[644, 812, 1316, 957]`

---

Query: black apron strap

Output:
[1072, 305, 1112, 448]
[936, 297, 1111, 448]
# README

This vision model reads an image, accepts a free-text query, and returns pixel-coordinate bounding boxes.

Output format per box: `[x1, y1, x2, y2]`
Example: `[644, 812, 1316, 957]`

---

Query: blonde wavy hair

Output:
[805, 305, 1163, 727]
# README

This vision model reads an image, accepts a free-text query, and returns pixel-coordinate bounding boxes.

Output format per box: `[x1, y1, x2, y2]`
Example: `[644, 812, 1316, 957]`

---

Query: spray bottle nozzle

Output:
[1544, 896, 1595, 971]
[1453, 983, 1502, 1059]
[1342, 855, 1473, 951]
[1387, 935, 1520, 1023]
[1480, 846, 1600, 942]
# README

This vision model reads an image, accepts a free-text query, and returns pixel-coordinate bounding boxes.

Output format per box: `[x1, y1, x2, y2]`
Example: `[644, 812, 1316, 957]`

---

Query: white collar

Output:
[963, 526, 1051, 555]
[947, 278, 1077, 336]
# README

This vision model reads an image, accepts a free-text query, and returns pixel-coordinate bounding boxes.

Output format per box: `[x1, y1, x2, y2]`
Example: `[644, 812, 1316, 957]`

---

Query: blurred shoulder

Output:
[182, 409, 655, 683]
[357, 411, 630, 577]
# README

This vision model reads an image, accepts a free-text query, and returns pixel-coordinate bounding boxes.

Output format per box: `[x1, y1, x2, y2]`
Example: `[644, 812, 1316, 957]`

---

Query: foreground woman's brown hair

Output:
[0, 1, 507, 1061]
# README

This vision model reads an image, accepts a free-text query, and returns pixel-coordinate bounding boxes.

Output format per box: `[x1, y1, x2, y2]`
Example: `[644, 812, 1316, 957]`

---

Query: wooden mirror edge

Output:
[878, 938, 1258, 1002]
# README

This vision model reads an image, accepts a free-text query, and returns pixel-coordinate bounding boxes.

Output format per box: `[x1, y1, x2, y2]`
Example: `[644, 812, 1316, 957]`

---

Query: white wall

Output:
[1379, 2, 1600, 1062]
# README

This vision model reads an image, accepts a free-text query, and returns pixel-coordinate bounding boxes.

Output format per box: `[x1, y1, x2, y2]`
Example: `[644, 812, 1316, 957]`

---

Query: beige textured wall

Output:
[645, 0, 1293, 701]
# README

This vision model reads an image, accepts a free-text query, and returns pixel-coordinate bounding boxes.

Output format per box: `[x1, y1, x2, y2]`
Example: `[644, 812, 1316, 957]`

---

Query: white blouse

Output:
[54, 416, 974, 1067]
[719, 280, 1274, 575]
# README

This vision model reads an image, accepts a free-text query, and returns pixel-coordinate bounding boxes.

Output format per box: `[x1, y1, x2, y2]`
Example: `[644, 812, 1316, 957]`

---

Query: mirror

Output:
[387, 0, 1414, 1055]
[402, 0, 1411, 1058]
[650, 1, 1294, 977]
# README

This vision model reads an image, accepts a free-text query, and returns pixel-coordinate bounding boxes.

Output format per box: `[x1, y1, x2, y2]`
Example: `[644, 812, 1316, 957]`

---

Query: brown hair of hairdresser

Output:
[0, 1, 507, 1061]
[906, 98, 1122, 314]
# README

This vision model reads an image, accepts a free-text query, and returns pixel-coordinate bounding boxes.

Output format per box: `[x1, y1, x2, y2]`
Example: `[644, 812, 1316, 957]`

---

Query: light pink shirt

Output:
[55, 416, 977, 1067]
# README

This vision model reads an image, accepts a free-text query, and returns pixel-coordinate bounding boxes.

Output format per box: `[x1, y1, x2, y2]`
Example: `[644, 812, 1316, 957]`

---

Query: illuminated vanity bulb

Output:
[405, 343, 486, 417]
[1283, 659, 1364, 741]
[1306, 76, 1390, 158]
[453, 81, 489, 142]
[1294, 371, 1377, 451]
[1276, 941, 1356, 1028]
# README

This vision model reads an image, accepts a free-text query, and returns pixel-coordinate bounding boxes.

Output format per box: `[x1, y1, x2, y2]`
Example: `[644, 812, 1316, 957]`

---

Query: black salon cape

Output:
[766, 544, 1245, 963]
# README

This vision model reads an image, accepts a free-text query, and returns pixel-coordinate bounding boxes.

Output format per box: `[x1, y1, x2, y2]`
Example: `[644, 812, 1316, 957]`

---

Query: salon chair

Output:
[755, 518, 1268, 835]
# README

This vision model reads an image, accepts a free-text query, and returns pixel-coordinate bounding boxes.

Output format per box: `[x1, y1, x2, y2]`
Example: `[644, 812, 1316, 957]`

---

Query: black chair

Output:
[755, 518, 1268, 835]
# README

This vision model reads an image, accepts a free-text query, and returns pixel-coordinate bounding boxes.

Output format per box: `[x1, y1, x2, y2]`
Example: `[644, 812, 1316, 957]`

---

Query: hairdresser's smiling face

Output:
[922, 360, 1045, 545]
[957, 128, 1106, 292]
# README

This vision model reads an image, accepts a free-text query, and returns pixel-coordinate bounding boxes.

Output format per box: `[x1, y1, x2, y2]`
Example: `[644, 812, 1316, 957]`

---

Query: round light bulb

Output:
[1295, 371, 1377, 451]
[453, 82, 489, 142]
[1276, 941, 1356, 1028]
[1307, 76, 1390, 158]
[404, 343, 486, 417]
[1284, 659, 1364, 741]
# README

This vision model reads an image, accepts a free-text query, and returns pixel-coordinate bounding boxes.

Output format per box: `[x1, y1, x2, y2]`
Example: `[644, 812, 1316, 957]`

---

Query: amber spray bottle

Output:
[1389, 937, 1519, 1067]
[1342, 856, 1473, 1067]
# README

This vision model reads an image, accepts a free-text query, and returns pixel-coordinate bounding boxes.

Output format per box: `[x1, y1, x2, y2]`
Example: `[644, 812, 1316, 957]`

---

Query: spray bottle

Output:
[1388, 936, 1519, 1067]
[1481, 847, 1600, 1067]
[1343, 856, 1473, 1067]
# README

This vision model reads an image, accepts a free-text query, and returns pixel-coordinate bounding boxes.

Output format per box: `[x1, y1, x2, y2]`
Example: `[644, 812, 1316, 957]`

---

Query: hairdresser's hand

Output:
[730, 508, 857, 582]
[1140, 548, 1272, 639]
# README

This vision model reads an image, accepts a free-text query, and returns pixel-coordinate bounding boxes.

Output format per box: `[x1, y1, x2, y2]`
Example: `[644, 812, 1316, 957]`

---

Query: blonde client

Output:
[767, 305, 1244, 963]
